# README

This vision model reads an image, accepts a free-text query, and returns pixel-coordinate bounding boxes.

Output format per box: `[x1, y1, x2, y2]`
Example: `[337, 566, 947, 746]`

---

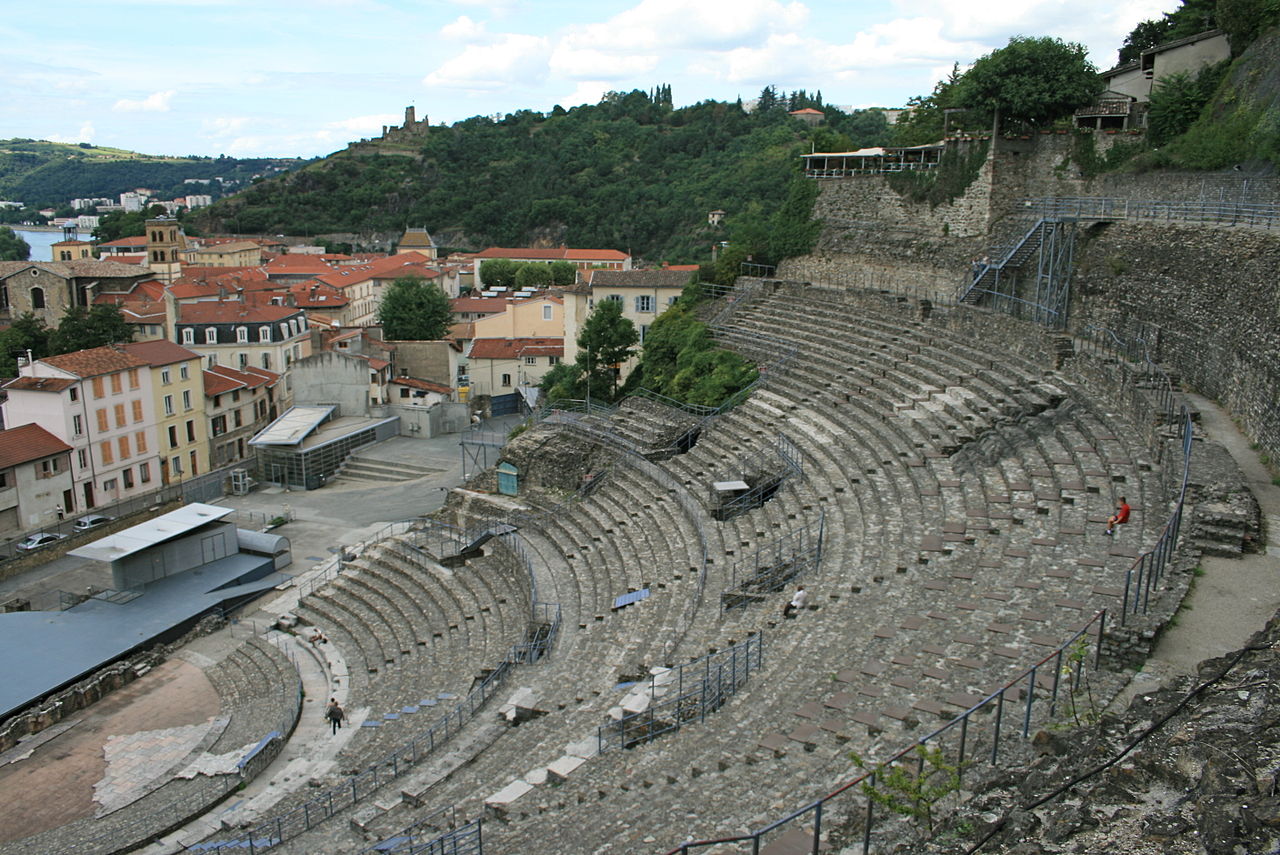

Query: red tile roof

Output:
[122, 340, 202, 367]
[474, 247, 629, 262]
[469, 337, 563, 360]
[289, 280, 348, 307]
[178, 302, 302, 324]
[41, 345, 150, 378]
[789, 107, 825, 115]
[0, 424, 72, 468]
[98, 236, 148, 248]
[203, 364, 280, 397]
[3, 376, 77, 393]
[265, 254, 336, 276]
[315, 253, 440, 290]
[391, 376, 453, 394]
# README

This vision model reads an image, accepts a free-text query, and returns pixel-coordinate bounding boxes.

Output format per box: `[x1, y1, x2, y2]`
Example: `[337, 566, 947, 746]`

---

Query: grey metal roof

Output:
[69, 503, 235, 562]
[248, 405, 335, 447]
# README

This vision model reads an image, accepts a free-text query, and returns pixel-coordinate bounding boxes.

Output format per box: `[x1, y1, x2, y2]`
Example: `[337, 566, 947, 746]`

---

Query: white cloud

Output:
[202, 116, 249, 137]
[48, 122, 95, 144]
[324, 113, 402, 132]
[113, 90, 175, 112]
[558, 81, 611, 109]
[424, 33, 551, 91]
[562, 0, 809, 53]
[441, 15, 487, 41]
[550, 47, 658, 81]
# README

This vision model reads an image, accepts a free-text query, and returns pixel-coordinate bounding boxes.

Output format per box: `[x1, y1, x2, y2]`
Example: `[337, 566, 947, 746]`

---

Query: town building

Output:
[396, 227, 438, 259]
[2, 346, 160, 512]
[173, 302, 311, 386]
[472, 247, 632, 288]
[0, 260, 149, 327]
[561, 268, 688, 383]
[467, 337, 563, 398]
[0, 424, 74, 535]
[188, 240, 263, 268]
[315, 252, 443, 324]
[50, 240, 92, 262]
[203, 364, 280, 468]
[121, 340, 210, 483]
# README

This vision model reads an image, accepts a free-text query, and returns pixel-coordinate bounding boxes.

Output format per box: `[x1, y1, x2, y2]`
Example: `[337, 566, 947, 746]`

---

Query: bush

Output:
[887, 140, 988, 207]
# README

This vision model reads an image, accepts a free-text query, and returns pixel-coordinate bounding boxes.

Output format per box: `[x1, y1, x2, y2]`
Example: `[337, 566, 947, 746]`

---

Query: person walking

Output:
[326, 698, 345, 734]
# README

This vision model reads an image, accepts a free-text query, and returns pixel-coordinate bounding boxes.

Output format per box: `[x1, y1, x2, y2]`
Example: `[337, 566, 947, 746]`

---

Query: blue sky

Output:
[2, 0, 1170, 159]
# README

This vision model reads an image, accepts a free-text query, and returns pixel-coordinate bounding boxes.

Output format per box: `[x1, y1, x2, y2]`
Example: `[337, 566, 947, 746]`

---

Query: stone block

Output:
[547, 754, 587, 781]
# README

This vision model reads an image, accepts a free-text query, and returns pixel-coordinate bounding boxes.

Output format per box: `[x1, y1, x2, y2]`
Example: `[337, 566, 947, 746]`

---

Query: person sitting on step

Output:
[1106, 497, 1131, 535]
[782, 586, 809, 618]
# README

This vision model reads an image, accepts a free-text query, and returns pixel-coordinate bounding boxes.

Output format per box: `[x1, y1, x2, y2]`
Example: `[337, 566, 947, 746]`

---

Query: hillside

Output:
[196, 92, 889, 262]
[0, 139, 307, 209]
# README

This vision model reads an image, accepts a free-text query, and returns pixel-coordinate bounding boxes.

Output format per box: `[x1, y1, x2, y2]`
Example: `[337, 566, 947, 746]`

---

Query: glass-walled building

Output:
[249, 406, 399, 490]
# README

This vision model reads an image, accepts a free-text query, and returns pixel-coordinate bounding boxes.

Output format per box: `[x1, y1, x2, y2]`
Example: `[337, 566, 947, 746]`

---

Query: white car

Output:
[17, 532, 66, 552]
[73, 514, 114, 531]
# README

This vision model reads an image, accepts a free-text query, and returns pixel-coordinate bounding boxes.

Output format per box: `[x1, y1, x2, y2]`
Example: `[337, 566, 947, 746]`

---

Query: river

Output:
[10, 227, 90, 263]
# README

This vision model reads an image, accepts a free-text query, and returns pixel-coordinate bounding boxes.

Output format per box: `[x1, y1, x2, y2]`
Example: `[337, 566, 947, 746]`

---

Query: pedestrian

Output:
[326, 698, 345, 734]
[782, 586, 809, 618]
[1106, 497, 1131, 535]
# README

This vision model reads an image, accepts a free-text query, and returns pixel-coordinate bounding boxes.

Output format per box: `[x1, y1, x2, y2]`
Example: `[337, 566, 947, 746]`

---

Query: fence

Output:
[722, 513, 825, 610]
[598, 632, 764, 753]
[708, 434, 802, 521]
[1026, 195, 1280, 230]
[663, 611, 1107, 855]
[359, 811, 482, 855]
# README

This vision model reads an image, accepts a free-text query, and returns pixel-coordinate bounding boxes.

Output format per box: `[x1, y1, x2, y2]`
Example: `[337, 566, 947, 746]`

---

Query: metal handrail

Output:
[1026, 195, 1280, 229]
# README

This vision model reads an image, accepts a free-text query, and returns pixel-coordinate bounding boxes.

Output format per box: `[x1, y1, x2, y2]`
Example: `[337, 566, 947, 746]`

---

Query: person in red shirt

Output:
[1107, 497, 1131, 535]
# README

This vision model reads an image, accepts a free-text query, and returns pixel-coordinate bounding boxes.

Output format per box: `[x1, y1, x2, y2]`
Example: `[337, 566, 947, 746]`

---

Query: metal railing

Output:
[663, 612, 1107, 854]
[1027, 195, 1280, 229]
[708, 434, 802, 521]
[740, 261, 777, 278]
[598, 632, 764, 753]
[722, 513, 825, 610]
[360, 811, 482, 855]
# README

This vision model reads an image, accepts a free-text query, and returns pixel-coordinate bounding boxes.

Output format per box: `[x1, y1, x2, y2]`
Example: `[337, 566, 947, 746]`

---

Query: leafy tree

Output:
[1119, 0, 1220, 62]
[953, 37, 1103, 128]
[565, 299, 638, 403]
[1147, 62, 1230, 144]
[1119, 18, 1176, 63]
[92, 210, 148, 242]
[548, 259, 578, 286]
[1216, 0, 1280, 53]
[630, 298, 757, 407]
[0, 313, 50, 376]
[766, 178, 821, 261]
[479, 258, 520, 290]
[0, 226, 30, 261]
[377, 276, 452, 340]
[892, 65, 965, 145]
[515, 263, 553, 290]
[48, 304, 133, 354]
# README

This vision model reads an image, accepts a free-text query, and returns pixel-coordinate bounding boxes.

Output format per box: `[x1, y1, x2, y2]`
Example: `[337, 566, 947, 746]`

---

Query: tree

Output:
[953, 36, 1103, 128]
[479, 258, 520, 290]
[766, 178, 821, 262]
[1216, 0, 1280, 53]
[377, 276, 452, 340]
[92, 210, 147, 242]
[48, 304, 134, 354]
[548, 260, 578, 286]
[1147, 64, 1227, 145]
[0, 313, 50, 377]
[575, 299, 638, 402]
[0, 227, 30, 261]
[1119, 18, 1175, 63]
[515, 263, 553, 290]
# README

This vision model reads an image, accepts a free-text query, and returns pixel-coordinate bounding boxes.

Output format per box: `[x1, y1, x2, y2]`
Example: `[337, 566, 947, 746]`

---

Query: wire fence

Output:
[722, 513, 825, 610]
[663, 611, 1107, 855]
[359, 810, 482, 855]
[1026, 195, 1280, 229]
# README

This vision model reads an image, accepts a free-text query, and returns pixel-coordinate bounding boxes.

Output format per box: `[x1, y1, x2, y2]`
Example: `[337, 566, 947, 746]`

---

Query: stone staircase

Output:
[334, 453, 439, 484]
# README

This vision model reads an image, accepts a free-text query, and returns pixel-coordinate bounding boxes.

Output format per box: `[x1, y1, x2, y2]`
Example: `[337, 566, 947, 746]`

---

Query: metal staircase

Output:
[957, 216, 1077, 328]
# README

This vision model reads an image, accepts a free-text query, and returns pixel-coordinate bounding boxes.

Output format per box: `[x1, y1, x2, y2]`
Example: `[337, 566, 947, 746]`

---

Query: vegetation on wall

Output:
[886, 140, 990, 206]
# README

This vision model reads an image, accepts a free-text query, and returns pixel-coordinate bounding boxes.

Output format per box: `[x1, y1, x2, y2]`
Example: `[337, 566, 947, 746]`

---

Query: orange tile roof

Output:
[469, 337, 563, 360]
[0, 424, 72, 468]
[203, 364, 280, 396]
[315, 253, 440, 289]
[391, 376, 453, 394]
[41, 345, 150, 378]
[474, 247, 629, 262]
[3, 376, 77, 393]
[98, 236, 148, 248]
[122, 340, 201, 367]
[265, 255, 336, 276]
[178, 302, 302, 324]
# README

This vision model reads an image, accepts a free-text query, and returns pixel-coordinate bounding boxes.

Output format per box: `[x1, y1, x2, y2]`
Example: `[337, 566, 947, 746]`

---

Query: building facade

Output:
[0, 424, 74, 534]
[122, 340, 210, 484]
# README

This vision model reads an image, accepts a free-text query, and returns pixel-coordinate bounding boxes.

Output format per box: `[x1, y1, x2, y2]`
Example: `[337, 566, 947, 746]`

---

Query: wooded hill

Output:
[196, 91, 889, 263]
[0, 139, 305, 211]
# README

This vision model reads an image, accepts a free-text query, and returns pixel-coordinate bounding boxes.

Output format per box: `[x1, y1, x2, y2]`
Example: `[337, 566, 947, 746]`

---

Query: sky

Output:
[2, 0, 1173, 160]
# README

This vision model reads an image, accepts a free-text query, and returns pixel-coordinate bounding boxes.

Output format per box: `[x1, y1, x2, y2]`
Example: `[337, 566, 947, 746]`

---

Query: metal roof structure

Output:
[249, 405, 335, 447]
[69, 503, 235, 562]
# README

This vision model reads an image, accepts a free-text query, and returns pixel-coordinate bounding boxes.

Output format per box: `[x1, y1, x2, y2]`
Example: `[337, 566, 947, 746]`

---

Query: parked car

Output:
[16, 532, 66, 552]
[73, 514, 114, 531]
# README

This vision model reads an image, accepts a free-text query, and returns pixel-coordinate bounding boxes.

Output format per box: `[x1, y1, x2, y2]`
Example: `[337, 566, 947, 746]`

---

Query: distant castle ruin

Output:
[380, 106, 429, 144]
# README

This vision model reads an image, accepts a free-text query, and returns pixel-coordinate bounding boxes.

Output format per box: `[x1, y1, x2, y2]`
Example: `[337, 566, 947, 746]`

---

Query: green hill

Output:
[196, 92, 889, 263]
[0, 139, 307, 209]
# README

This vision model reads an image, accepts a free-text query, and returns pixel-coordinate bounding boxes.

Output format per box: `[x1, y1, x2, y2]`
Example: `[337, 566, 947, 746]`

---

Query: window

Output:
[640, 324, 650, 343]
[132, 399, 143, 422]
[524, 356, 537, 365]
[667, 295, 679, 307]
[182, 328, 195, 345]
[261, 353, 271, 370]
[103, 478, 117, 492]
[549, 356, 560, 365]
[69, 387, 78, 402]
[205, 327, 217, 345]
[238, 353, 248, 369]
[110, 373, 122, 394]
[179, 364, 189, 380]
[168, 425, 178, 448]
[542, 304, 553, 321]
[231, 390, 240, 403]
[135, 430, 147, 452]
[207, 354, 217, 368]
[114, 403, 126, 428]
[100, 441, 113, 464]
[501, 373, 512, 387]
[171, 455, 183, 475]
[161, 368, 171, 385]
[605, 294, 623, 304]
[182, 390, 192, 410]
[279, 323, 289, 339]
[233, 408, 243, 428]
[123, 468, 134, 489]
[38, 458, 59, 478]
[117, 435, 130, 459]
[0, 471, 9, 489]
[236, 326, 248, 343]
[92, 377, 105, 398]
[212, 415, 227, 436]
[186, 420, 195, 442]
[139, 462, 151, 483]
[127, 369, 139, 390]
[163, 394, 174, 416]
[259, 325, 271, 342]
[635, 295, 655, 313]
[31, 286, 45, 309]
[72, 414, 83, 436]
[189, 450, 198, 476]
[77, 449, 88, 469]
[95, 408, 109, 432]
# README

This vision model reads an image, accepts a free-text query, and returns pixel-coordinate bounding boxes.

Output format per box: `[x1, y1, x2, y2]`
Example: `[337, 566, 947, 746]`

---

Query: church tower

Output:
[145, 217, 186, 283]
